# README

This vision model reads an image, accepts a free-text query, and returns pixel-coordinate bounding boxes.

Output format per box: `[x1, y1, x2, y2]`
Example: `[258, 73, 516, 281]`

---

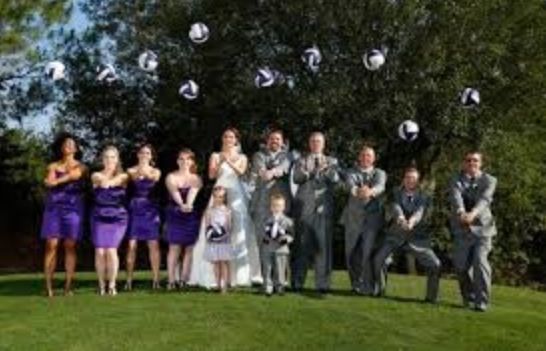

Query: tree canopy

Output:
[1, 0, 546, 284]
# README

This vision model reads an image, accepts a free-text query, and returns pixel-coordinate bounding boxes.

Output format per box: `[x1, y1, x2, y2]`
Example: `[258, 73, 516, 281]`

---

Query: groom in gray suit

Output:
[340, 145, 387, 295]
[292, 132, 340, 293]
[373, 166, 441, 302]
[449, 151, 497, 312]
[249, 130, 292, 246]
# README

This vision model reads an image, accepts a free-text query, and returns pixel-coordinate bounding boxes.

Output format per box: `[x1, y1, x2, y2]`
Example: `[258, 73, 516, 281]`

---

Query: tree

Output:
[3, 0, 546, 281]
[0, 0, 71, 125]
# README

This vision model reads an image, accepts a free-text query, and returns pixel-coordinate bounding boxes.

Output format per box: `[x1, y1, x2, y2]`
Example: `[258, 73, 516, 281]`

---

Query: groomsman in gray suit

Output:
[292, 132, 340, 293]
[340, 145, 387, 295]
[449, 151, 497, 312]
[373, 166, 441, 302]
[250, 130, 292, 243]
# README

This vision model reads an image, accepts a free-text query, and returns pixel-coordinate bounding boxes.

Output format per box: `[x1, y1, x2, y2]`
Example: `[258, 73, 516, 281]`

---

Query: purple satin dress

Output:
[165, 187, 200, 246]
[91, 186, 128, 248]
[128, 178, 160, 241]
[41, 170, 84, 241]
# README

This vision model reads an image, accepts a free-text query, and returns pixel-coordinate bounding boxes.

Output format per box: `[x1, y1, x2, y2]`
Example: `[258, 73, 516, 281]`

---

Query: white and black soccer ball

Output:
[265, 221, 285, 240]
[96, 63, 117, 83]
[302, 46, 322, 73]
[178, 80, 199, 100]
[189, 22, 210, 44]
[45, 61, 66, 81]
[363, 49, 386, 71]
[138, 50, 158, 72]
[398, 120, 420, 142]
[206, 224, 227, 242]
[460, 87, 480, 107]
[254, 67, 276, 88]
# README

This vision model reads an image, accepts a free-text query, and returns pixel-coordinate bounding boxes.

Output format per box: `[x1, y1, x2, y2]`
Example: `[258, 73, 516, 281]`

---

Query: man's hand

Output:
[317, 155, 329, 172]
[259, 169, 274, 181]
[459, 212, 475, 226]
[358, 186, 374, 200]
[407, 217, 416, 231]
[397, 217, 409, 231]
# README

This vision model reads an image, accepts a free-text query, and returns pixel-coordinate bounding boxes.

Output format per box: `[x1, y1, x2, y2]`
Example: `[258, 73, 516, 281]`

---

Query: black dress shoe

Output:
[474, 303, 488, 312]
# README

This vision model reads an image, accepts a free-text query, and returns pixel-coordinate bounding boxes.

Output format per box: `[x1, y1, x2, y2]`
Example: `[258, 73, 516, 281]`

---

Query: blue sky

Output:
[5, 0, 91, 134]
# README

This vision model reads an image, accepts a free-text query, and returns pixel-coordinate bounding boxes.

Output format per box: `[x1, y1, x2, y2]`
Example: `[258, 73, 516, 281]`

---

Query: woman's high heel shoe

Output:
[124, 280, 133, 291]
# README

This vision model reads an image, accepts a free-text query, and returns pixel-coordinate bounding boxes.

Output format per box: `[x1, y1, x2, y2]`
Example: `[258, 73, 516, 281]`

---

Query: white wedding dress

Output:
[189, 157, 263, 288]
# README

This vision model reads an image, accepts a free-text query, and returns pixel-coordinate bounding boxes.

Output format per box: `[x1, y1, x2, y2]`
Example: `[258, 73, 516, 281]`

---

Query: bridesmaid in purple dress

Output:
[125, 143, 162, 291]
[91, 145, 129, 296]
[165, 148, 202, 290]
[41, 133, 86, 297]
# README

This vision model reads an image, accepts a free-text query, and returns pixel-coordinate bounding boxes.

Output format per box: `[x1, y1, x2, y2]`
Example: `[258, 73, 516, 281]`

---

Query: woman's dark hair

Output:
[136, 142, 157, 166]
[223, 127, 241, 143]
[51, 132, 82, 161]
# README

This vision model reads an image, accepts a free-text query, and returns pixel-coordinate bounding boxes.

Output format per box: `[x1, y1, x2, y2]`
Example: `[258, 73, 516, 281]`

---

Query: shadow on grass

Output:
[0, 278, 465, 310]
[381, 294, 463, 309]
[0, 277, 99, 296]
[0, 277, 260, 297]
[296, 288, 464, 309]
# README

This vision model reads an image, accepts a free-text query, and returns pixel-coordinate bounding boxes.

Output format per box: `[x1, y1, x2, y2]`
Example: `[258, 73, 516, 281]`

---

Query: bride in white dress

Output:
[189, 128, 262, 288]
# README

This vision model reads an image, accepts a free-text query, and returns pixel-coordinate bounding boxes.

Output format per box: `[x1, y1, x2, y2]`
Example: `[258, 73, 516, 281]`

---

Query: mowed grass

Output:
[1, 271, 545, 351]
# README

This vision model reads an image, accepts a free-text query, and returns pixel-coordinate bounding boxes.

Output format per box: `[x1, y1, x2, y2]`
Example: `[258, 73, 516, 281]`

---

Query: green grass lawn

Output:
[1, 271, 545, 351]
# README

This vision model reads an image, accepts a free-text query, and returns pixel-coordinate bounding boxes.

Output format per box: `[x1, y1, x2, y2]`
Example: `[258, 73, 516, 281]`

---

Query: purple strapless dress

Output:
[165, 187, 201, 246]
[41, 170, 84, 241]
[128, 178, 160, 241]
[91, 186, 128, 249]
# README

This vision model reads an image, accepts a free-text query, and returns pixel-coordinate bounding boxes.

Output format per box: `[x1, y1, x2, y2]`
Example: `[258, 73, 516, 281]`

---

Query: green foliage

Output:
[56, 0, 545, 164]
[0, 0, 69, 54]
[53, 0, 546, 284]
[0, 0, 71, 124]
[1, 1, 546, 284]
[0, 128, 46, 233]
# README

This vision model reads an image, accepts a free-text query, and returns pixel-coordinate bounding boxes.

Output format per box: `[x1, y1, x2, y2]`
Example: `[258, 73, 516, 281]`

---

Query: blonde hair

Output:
[178, 148, 198, 174]
[101, 145, 123, 176]
[270, 192, 286, 204]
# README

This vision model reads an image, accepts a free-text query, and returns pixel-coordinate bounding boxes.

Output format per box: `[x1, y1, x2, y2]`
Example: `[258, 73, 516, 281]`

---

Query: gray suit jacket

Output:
[387, 187, 431, 245]
[249, 147, 292, 219]
[292, 154, 340, 220]
[340, 167, 387, 237]
[449, 171, 497, 238]
[260, 213, 294, 254]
